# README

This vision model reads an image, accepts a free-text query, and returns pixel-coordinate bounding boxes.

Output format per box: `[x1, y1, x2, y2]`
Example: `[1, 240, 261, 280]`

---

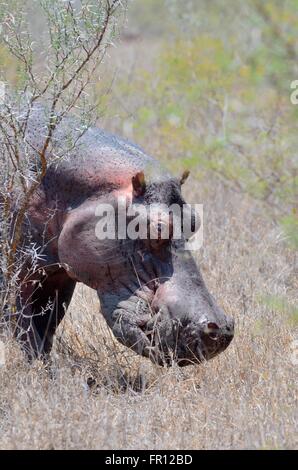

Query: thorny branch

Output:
[0, 0, 126, 320]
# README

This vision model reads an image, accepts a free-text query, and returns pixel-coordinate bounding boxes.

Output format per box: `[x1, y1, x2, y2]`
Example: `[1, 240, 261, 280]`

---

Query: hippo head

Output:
[59, 170, 234, 366]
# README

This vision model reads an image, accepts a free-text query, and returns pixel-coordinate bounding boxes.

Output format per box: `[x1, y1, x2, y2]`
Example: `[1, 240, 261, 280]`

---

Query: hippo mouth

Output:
[107, 290, 234, 367]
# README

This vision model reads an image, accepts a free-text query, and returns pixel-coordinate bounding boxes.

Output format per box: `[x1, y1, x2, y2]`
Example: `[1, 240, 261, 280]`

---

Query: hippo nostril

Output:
[206, 322, 220, 340]
[207, 322, 219, 331]
[209, 333, 217, 340]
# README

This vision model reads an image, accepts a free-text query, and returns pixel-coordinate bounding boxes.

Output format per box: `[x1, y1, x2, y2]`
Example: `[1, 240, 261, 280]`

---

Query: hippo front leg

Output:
[12, 281, 45, 361]
[16, 268, 76, 361]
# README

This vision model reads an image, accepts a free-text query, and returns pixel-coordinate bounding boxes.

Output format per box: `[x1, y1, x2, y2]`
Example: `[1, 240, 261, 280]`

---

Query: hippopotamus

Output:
[13, 106, 234, 366]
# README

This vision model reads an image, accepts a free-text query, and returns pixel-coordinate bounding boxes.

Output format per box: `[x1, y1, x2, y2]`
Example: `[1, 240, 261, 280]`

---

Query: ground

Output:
[0, 180, 296, 449]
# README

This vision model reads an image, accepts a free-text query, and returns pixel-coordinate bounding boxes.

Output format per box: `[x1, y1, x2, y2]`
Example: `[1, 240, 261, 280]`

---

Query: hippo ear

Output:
[132, 171, 146, 197]
[180, 170, 190, 185]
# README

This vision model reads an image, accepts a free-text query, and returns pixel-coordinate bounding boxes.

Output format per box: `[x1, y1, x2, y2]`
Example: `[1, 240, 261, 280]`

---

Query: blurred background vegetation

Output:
[111, 0, 298, 231]
[0, 0, 297, 316]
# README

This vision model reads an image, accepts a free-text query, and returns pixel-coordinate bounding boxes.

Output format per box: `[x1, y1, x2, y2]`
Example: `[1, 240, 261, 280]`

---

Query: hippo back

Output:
[24, 106, 170, 207]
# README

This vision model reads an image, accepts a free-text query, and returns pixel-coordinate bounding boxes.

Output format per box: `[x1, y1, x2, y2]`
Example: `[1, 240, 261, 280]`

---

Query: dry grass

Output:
[0, 180, 297, 449]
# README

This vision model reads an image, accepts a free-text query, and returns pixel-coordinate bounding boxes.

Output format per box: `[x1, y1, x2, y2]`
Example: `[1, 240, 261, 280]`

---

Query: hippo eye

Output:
[149, 236, 170, 250]
[145, 221, 172, 252]
[148, 221, 172, 242]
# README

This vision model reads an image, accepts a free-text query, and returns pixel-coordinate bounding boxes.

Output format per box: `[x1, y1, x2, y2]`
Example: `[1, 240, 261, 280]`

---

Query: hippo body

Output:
[15, 107, 234, 365]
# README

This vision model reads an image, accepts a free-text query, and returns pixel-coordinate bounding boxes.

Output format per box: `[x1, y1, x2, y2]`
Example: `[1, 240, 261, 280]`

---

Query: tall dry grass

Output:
[0, 179, 296, 449]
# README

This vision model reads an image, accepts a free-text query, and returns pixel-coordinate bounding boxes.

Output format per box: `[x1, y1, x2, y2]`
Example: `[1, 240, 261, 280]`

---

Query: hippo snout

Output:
[160, 313, 234, 366]
[198, 317, 235, 361]
[139, 303, 235, 367]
